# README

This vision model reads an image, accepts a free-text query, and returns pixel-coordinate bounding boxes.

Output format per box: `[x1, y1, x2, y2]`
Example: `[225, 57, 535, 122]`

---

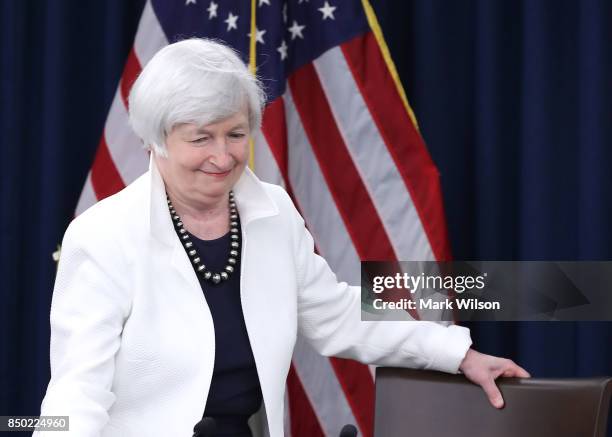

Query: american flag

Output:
[75, 0, 451, 435]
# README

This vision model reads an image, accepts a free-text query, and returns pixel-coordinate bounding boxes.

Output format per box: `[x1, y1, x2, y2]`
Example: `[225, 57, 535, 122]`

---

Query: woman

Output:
[36, 38, 528, 437]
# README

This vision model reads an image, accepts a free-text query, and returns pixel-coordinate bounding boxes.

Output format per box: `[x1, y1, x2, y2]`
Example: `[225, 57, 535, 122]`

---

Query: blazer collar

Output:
[147, 154, 279, 247]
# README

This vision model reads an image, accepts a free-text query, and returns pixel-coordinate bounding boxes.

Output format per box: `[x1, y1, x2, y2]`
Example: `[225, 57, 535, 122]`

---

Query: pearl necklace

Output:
[167, 191, 240, 285]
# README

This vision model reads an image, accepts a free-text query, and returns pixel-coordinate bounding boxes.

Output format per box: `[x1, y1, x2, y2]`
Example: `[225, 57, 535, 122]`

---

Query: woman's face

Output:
[156, 110, 250, 207]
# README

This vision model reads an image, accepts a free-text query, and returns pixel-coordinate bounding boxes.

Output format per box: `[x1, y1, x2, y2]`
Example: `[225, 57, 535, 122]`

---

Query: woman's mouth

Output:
[202, 169, 232, 178]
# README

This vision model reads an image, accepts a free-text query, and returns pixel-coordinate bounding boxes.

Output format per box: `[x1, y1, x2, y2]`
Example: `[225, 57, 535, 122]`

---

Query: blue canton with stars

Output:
[151, 0, 369, 102]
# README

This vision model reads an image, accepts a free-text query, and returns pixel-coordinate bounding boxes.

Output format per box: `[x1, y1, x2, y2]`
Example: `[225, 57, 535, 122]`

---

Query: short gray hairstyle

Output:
[128, 38, 265, 157]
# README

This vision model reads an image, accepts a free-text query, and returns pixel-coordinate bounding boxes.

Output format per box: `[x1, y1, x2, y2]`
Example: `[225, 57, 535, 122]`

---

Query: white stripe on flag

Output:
[283, 92, 361, 286]
[75, 172, 97, 216]
[134, 0, 168, 66]
[314, 47, 435, 262]
[292, 335, 359, 437]
[104, 90, 149, 185]
[315, 48, 446, 320]
[253, 130, 285, 188]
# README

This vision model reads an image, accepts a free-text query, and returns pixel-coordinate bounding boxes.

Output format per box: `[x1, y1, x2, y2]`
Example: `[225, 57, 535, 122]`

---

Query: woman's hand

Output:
[459, 348, 530, 409]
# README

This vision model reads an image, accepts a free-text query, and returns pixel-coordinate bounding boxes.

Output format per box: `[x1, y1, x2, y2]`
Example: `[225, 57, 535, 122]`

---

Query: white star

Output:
[282, 3, 288, 23]
[277, 40, 288, 60]
[207, 1, 218, 19]
[248, 27, 267, 44]
[224, 12, 239, 31]
[318, 1, 336, 20]
[258, 0, 270, 6]
[185, 0, 196, 4]
[288, 20, 305, 40]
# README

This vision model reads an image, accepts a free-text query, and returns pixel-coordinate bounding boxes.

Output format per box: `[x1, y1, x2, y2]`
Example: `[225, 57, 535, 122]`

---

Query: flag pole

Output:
[248, 0, 257, 171]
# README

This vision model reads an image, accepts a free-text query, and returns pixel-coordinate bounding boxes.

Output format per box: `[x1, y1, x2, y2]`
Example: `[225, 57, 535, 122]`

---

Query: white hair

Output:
[128, 38, 265, 157]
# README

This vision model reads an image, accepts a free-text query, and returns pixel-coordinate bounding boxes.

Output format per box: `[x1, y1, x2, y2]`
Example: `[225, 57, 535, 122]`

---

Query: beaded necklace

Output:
[167, 191, 240, 284]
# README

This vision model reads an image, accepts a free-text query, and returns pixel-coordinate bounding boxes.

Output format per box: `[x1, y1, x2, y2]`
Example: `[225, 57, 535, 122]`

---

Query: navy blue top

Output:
[190, 227, 263, 437]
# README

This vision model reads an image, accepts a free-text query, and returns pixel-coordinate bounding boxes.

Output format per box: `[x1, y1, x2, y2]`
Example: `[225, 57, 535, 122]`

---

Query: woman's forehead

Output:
[177, 113, 249, 133]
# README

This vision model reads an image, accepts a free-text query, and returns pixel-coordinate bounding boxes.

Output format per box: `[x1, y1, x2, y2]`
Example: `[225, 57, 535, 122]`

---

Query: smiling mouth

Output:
[202, 169, 232, 177]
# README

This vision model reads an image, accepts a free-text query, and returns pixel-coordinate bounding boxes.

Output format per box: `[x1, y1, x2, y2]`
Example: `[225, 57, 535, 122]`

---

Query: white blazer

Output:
[35, 157, 472, 437]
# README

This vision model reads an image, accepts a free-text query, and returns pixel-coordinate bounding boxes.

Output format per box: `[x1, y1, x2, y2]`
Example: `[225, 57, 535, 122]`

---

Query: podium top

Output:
[374, 367, 612, 437]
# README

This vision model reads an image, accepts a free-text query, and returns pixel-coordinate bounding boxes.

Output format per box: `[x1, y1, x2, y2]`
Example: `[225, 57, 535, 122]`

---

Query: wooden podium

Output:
[374, 367, 612, 437]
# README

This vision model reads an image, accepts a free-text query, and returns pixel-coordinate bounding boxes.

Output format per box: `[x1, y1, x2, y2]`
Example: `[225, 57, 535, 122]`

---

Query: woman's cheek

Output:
[236, 141, 250, 163]
[181, 148, 209, 169]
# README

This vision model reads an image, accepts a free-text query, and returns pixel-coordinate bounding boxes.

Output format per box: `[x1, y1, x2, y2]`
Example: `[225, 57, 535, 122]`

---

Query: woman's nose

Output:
[208, 138, 232, 168]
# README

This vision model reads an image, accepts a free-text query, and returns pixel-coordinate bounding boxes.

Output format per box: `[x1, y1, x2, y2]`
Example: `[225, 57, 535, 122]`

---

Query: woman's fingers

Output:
[481, 360, 531, 408]
[480, 377, 505, 409]
[460, 350, 531, 409]
[513, 364, 530, 378]
[501, 360, 531, 378]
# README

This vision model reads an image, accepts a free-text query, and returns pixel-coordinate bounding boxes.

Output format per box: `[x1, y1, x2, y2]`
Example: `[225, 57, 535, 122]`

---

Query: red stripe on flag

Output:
[341, 32, 452, 261]
[90, 136, 126, 201]
[287, 363, 325, 437]
[329, 358, 374, 437]
[288, 64, 397, 261]
[262, 97, 305, 209]
[120, 47, 142, 109]
[262, 98, 289, 180]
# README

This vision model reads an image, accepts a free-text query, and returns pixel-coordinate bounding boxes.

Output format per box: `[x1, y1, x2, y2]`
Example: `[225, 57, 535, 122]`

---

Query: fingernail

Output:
[495, 398, 504, 408]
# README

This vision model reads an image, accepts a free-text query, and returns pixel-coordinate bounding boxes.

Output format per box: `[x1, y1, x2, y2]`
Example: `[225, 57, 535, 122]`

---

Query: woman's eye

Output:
[190, 137, 209, 143]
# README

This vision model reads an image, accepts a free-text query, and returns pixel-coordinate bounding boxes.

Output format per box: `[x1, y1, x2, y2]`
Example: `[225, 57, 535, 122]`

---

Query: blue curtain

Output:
[0, 0, 146, 431]
[371, 3, 612, 431]
[1, 0, 610, 434]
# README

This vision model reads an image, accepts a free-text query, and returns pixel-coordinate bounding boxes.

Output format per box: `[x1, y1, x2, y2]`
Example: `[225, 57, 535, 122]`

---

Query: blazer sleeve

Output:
[284, 192, 472, 374]
[34, 218, 131, 437]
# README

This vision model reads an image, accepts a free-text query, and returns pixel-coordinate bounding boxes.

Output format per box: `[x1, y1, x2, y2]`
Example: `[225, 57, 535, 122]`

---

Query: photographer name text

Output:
[371, 297, 501, 311]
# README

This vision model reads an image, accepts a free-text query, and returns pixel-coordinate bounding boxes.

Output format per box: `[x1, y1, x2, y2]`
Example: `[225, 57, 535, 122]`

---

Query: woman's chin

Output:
[195, 182, 234, 200]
